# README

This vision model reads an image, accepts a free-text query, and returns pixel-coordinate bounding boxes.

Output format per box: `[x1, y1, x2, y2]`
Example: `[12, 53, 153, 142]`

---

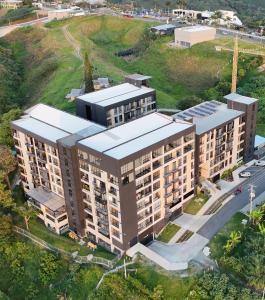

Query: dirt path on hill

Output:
[62, 25, 83, 62]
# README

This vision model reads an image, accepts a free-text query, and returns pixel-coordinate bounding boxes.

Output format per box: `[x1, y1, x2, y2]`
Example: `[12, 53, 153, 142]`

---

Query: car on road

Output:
[239, 171, 251, 178]
[255, 160, 265, 167]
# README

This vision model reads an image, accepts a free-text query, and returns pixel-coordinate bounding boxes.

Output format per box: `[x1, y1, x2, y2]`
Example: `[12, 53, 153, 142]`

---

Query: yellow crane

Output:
[231, 35, 238, 93]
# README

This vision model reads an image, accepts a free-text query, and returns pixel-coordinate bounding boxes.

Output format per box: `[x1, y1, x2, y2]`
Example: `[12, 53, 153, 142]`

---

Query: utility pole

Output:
[248, 184, 256, 221]
[231, 35, 238, 93]
[262, 286, 265, 300]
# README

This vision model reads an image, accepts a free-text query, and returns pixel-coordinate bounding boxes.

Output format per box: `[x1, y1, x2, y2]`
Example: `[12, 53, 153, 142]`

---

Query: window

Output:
[121, 162, 133, 174]
[58, 215, 67, 223]
[89, 154, 101, 166]
[122, 172, 134, 185]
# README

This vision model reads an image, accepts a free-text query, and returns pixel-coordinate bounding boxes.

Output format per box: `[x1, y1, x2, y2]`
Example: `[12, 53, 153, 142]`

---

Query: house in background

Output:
[0, 0, 22, 9]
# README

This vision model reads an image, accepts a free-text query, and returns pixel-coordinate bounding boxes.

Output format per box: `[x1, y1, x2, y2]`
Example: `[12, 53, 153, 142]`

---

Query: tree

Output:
[0, 108, 21, 147]
[224, 231, 242, 254]
[249, 208, 263, 225]
[0, 215, 13, 244]
[0, 183, 15, 209]
[15, 204, 36, 231]
[152, 285, 164, 300]
[39, 253, 59, 286]
[84, 52, 94, 94]
[258, 223, 265, 236]
[0, 146, 17, 189]
[177, 95, 203, 110]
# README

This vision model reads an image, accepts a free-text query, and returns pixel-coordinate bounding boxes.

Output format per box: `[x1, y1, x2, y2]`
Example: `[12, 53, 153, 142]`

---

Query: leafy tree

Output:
[0, 215, 13, 244]
[249, 208, 263, 225]
[39, 253, 59, 286]
[0, 108, 22, 147]
[0, 183, 15, 209]
[152, 285, 164, 300]
[0, 146, 17, 189]
[84, 52, 94, 94]
[15, 204, 36, 231]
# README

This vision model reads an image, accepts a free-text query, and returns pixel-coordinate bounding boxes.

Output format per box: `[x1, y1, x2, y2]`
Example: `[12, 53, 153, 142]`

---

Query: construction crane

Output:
[231, 35, 239, 93]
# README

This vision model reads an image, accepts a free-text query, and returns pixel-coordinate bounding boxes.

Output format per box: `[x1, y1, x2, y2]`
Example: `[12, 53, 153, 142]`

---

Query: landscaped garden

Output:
[184, 193, 209, 215]
[209, 209, 265, 293]
[157, 223, 181, 243]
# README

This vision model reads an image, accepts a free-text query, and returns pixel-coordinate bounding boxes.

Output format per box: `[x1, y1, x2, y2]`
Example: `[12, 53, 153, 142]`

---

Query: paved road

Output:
[198, 167, 265, 239]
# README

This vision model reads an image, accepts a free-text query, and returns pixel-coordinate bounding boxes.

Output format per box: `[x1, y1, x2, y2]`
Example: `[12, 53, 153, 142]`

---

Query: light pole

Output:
[248, 184, 256, 222]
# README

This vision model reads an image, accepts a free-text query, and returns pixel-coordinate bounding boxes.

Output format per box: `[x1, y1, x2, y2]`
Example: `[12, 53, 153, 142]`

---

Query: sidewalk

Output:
[197, 160, 256, 216]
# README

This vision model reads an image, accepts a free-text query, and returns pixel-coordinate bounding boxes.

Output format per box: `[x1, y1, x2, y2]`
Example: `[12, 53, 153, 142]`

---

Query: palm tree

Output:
[249, 208, 264, 225]
[224, 231, 242, 254]
[258, 223, 265, 236]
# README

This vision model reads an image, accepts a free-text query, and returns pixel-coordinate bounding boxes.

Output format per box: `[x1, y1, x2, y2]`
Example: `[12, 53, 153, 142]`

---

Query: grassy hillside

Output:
[2, 15, 265, 126]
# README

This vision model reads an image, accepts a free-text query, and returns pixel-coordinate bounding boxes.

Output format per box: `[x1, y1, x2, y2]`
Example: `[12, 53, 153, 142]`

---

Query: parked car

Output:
[239, 171, 251, 178]
[234, 186, 242, 195]
[255, 160, 265, 166]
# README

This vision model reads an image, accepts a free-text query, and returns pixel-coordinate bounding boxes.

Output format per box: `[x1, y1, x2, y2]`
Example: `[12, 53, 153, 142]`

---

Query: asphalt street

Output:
[198, 166, 265, 239]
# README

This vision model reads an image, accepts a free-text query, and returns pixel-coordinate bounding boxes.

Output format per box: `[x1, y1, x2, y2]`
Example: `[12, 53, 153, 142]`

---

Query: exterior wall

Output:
[76, 91, 156, 128]
[12, 128, 69, 234]
[48, 11, 71, 21]
[28, 198, 68, 234]
[227, 100, 257, 161]
[57, 141, 86, 236]
[175, 27, 216, 47]
[196, 116, 245, 182]
[76, 125, 195, 254]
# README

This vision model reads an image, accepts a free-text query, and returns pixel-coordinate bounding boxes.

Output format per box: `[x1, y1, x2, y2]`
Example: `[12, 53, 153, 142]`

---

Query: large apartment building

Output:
[174, 94, 257, 182]
[12, 104, 105, 234]
[76, 113, 195, 253]
[12, 88, 257, 254]
[76, 75, 156, 128]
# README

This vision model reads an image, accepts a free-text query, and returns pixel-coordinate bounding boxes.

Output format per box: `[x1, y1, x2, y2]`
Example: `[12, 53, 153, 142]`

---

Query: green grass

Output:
[256, 124, 265, 137]
[20, 218, 115, 260]
[209, 212, 246, 259]
[134, 263, 195, 300]
[184, 194, 209, 215]
[6, 15, 265, 116]
[157, 223, 181, 243]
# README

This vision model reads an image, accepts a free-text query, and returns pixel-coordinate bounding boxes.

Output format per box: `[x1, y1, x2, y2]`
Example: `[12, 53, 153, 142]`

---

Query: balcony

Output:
[152, 161, 161, 170]
[135, 167, 151, 179]
[96, 206, 108, 215]
[98, 227, 109, 238]
[94, 186, 106, 194]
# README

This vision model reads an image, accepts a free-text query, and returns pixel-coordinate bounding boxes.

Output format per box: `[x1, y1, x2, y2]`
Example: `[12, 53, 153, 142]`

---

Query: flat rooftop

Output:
[77, 83, 155, 107]
[78, 113, 193, 159]
[224, 93, 257, 105]
[27, 187, 65, 212]
[177, 26, 214, 33]
[151, 24, 176, 30]
[13, 104, 105, 143]
[125, 73, 152, 81]
[174, 100, 244, 135]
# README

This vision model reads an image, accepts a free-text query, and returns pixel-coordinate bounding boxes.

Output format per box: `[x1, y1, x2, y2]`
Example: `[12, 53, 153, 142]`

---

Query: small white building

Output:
[27, 187, 69, 234]
[48, 7, 84, 21]
[0, 0, 22, 9]
[175, 26, 216, 48]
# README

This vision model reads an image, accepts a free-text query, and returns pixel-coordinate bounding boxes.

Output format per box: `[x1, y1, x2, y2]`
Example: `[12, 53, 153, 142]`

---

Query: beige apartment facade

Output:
[76, 113, 195, 254]
[175, 26, 216, 48]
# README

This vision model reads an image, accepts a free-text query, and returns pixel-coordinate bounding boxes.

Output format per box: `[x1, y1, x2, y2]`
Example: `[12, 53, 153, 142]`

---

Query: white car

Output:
[255, 160, 265, 167]
[239, 171, 251, 178]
